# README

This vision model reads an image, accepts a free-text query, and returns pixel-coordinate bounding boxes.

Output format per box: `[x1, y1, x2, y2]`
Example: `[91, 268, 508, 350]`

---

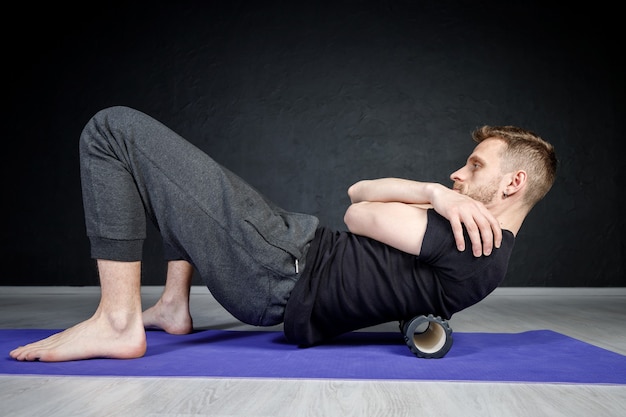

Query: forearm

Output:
[344, 201, 428, 255]
[347, 178, 448, 204]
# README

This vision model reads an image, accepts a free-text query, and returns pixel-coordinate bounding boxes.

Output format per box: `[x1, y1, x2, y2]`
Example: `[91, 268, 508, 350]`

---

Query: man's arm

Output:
[346, 178, 502, 257]
[344, 201, 428, 255]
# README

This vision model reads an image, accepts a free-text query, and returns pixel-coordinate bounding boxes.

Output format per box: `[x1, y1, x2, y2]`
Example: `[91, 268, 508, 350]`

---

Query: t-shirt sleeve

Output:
[418, 209, 458, 265]
[418, 209, 506, 282]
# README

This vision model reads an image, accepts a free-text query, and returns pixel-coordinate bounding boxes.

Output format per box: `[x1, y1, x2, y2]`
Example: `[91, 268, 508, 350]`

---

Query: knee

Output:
[79, 106, 136, 147]
[91, 106, 136, 127]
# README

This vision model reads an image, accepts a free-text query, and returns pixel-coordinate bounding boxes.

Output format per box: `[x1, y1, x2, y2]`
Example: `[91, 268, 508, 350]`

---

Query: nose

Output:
[450, 166, 464, 182]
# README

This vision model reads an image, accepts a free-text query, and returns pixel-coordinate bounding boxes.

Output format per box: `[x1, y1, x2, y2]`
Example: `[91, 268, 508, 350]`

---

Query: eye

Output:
[471, 163, 481, 170]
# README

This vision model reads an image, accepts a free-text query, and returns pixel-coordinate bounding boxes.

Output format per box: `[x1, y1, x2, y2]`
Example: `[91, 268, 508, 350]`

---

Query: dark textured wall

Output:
[3, 1, 623, 286]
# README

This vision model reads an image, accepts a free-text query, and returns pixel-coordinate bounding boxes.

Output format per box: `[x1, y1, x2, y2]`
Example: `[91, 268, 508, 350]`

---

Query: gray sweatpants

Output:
[79, 106, 319, 326]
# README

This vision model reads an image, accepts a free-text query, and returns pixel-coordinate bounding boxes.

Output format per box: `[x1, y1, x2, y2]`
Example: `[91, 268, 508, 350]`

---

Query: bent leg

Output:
[143, 260, 194, 334]
[10, 260, 145, 362]
[80, 106, 318, 326]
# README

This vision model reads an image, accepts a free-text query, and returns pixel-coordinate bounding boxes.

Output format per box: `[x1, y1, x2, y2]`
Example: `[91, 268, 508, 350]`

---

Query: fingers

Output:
[489, 213, 502, 249]
[467, 221, 488, 257]
[453, 203, 501, 257]
[478, 204, 502, 254]
[460, 211, 491, 257]
[449, 219, 466, 253]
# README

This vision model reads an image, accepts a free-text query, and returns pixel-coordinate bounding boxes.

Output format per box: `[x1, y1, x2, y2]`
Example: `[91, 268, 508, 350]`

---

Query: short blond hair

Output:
[472, 125, 557, 209]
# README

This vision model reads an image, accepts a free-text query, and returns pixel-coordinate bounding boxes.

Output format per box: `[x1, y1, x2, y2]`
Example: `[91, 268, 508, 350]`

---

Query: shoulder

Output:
[421, 209, 515, 271]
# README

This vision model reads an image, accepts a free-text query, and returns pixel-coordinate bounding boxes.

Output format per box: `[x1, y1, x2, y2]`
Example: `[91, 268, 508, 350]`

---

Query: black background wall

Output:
[3, 1, 623, 287]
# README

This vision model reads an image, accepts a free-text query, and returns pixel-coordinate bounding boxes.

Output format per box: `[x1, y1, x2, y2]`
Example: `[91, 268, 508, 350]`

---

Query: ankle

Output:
[157, 294, 189, 309]
[98, 309, 143, 333]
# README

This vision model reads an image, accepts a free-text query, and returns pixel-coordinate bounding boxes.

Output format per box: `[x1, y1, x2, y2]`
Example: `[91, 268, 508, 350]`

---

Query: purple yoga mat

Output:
[1, 329, 624, 384]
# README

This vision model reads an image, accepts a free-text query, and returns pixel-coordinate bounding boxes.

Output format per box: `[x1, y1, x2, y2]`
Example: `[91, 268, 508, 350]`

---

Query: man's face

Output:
[449, 138, 507, 206]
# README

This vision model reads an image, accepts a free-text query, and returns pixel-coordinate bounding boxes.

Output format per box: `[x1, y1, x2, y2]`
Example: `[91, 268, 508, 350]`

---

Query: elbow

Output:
[347, 180, 367, 203]
[343, 202, 368, 233]
[343, 204, 356, 231]
[347, 183, 357, 203]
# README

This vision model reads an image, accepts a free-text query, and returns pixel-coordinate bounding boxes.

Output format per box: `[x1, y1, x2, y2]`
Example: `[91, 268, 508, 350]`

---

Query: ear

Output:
[504, 170, 527, 197]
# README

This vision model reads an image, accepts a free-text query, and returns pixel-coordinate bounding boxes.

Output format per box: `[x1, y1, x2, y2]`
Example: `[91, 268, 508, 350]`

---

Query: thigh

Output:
[98, 106, 317, 259]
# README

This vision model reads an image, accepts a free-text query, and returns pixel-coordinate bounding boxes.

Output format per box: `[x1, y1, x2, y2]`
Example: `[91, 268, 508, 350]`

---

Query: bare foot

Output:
[142, 299, 193, 335]
[10, 313, 146, 362]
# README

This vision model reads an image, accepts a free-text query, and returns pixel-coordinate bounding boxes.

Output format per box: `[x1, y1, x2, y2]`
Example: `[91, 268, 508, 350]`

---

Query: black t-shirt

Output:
[283, 209, 515, 347]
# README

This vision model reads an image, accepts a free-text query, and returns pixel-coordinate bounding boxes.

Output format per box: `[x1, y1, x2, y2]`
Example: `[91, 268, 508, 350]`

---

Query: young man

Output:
[10, 106, 557, 362]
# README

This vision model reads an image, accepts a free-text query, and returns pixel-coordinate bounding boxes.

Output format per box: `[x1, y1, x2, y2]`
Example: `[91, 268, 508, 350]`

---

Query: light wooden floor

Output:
[1, 286, 625, 417]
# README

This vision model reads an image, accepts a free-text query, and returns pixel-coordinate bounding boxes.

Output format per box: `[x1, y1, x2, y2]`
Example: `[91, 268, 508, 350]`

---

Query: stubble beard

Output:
[457, 179, 500, 205]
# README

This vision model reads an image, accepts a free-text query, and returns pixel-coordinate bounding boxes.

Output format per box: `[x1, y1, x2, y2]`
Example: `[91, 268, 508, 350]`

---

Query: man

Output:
[10, 106, 557, 362]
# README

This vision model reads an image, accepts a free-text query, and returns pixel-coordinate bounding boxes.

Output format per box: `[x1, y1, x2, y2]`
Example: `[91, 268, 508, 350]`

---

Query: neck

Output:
[496, 212, 525, 236]
[488, 202, 528, 236]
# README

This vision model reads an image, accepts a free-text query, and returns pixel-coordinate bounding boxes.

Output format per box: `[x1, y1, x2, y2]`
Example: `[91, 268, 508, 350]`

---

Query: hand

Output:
[430, 186, 502, 257]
